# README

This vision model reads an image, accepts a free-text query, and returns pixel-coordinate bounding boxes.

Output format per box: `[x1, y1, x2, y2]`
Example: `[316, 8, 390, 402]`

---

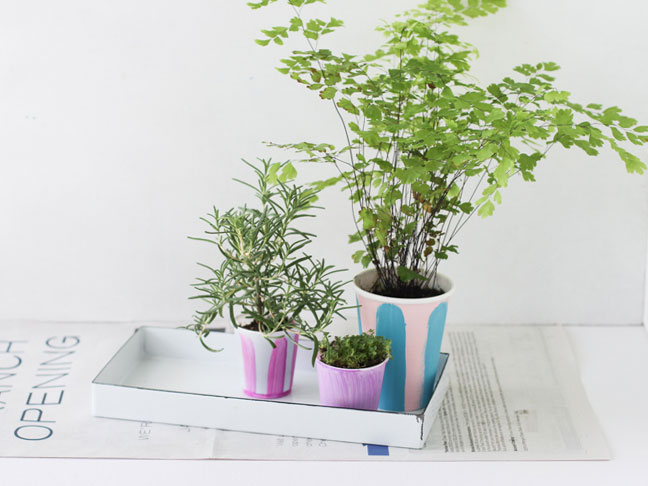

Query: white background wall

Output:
[0, 0, 647, 327]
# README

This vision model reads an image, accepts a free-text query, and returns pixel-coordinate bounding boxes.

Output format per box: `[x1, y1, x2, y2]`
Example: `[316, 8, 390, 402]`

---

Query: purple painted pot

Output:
[236, 327, 299, 399]
[316, 357, 388, 410]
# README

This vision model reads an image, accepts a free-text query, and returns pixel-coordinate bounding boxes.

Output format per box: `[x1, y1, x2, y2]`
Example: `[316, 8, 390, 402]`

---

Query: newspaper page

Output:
[0, 322, 609, 460]
[211, 325, 610, 460]
[0, 322, 216, 458]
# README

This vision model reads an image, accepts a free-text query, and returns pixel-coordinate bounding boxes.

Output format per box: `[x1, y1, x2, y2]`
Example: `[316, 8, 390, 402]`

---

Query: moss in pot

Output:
[316, 331, 392, 410]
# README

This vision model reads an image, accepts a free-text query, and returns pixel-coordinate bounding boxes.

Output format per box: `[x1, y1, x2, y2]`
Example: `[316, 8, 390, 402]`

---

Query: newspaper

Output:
[0, 321, 609, 460]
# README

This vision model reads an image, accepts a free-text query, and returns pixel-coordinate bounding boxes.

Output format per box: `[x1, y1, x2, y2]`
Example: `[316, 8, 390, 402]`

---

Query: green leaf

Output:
[360, 254, 372, 267]
[610, 141, 647, 174]
[359, 130, 381, 147]
[448, 183, 461, 199]
[363, 104, 382, 120]
[351, 250, 364, 263]
[477, 144, 497, 161]
[574, 140, 598, 156]
[544, 90, 570, 103]
[312, 175, 343, 190]
[542, 61, 561, 71]
[383, 188, 403, 205]
[327, 18, 344, 28]
[493, 158, 514, 186]
[601, 106, 622, 125]
[458, 202, 473, 213]
[395, 165, 427, 184]
[279, 162, 297, 182]
[267, 162, 281, 184]
[555, 109, 573, 126]
[624, 156, 646, 174]
[618, 116, 637, 129]
[288, 16, 303, 31]
[320, 87, 337, 99]
[518, 152, 542, 171]
[338, 98, 360, 115]
[396, 266, 427, 283]
[348, 232, 363, 244]
[627, 132, 644, 146]
[478, 200, 495, 218]
[610, 127, 626, 141]
[359, 208, 376, 230]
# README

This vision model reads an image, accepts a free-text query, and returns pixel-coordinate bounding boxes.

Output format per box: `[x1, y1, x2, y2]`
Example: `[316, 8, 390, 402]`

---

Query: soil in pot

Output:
[371, 284, 444, 299]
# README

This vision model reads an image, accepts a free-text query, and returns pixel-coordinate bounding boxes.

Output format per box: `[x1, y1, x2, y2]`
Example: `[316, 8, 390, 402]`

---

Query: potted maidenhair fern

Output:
[249, 0, 648, 412]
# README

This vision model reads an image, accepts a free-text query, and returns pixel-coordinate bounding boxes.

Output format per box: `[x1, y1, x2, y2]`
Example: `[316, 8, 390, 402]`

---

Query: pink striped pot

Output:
[316, 357, 388, 411]
[236, 327, 299, 399]
[354, 269, 455, 412]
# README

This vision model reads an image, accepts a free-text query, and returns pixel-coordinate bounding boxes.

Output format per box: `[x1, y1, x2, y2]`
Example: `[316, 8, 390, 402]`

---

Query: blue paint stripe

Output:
[365, 444, 390, 456]
[355, 297, 363, 335]
[421, 302, 448, 408]
[376, 303, 406, 411]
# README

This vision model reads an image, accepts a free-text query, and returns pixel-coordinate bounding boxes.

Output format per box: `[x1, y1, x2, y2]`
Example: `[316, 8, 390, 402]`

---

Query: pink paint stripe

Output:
[357, 294, 381, 335]
[243, 389, 291, 399]
[288, 335, 299, 389]
[240, 334, 256, 394]
[267, 337, 287, 395]
[402, 301, 442, 411]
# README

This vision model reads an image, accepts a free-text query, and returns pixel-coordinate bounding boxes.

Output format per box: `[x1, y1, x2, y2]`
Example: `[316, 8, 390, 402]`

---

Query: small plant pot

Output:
[354, 268, 455, 412]
[236, 327, 299, 399]
[315, 357, 388, 411]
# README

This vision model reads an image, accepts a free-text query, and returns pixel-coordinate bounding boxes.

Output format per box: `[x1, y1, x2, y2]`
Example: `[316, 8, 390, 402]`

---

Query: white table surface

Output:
[2, 325, 647, 486]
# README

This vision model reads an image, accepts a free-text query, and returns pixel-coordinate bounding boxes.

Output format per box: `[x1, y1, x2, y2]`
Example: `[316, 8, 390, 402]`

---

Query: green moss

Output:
[319, 331, 391, 369]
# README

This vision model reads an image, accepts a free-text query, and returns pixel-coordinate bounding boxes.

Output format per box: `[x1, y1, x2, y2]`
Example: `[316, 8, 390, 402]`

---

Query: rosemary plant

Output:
[188, 159, 350, 361]
[248, 0, 648, 297]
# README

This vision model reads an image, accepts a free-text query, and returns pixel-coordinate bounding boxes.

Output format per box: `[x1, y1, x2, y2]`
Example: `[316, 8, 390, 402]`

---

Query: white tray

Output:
[92, 326, 449, 449]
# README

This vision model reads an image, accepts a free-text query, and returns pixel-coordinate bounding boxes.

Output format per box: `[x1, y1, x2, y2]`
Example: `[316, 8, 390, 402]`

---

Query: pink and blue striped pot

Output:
[236, 327, 299, 399]
[354, 269, 455, 412]
[316, 357, 388, 410]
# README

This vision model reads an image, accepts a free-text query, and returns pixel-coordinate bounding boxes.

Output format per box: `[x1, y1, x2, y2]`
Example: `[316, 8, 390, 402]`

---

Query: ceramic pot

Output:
[236, 327, 299, 399]
[316, 357, 388, 411]
[353, 269, 455, 412]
